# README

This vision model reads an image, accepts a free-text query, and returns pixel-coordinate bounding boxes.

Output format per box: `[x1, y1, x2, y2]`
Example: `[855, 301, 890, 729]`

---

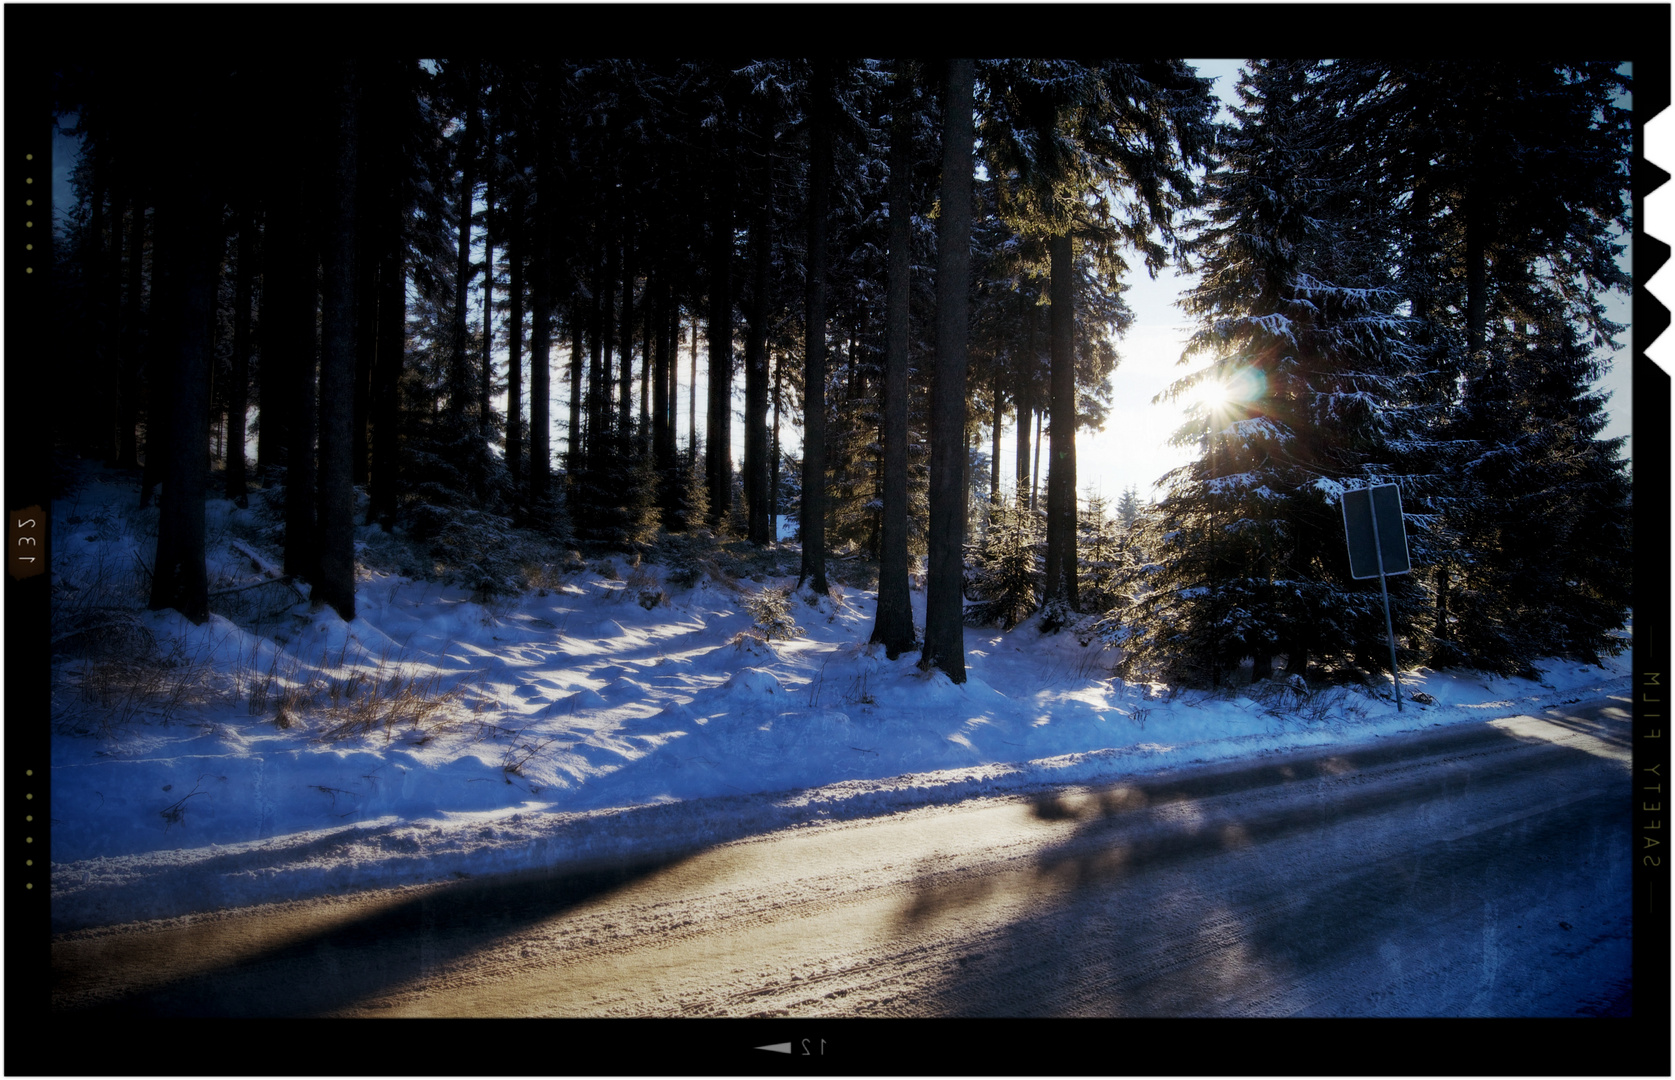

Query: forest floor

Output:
[47, 462, 1633, 933]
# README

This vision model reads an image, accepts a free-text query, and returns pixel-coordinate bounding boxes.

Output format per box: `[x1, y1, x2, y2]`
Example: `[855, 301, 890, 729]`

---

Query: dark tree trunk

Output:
[798, 60, 831, 594]
[620, 212, 635, 436]
[147, 134, 216, 624]
[706, 172, 734, 529]
[353, 197, 377, 490]
[771, 347, 782, 532]
[654, 278, 674, 518]
[589, 258, 606, 461]
[451, 62, 479, 434]
[315, 60, 359, 622]
[529, 91, 555, 509]
[226, 204, 256, 502]
[139, 214, 171, 510]
[116, 192, 145, 470]
[870, 61, 917, 658]
[480, 111, 495, 444]
[602, 211, 619, 434]
[1016, 292, 1035, 508]
[256, 196, 286, 487]
[568, 300, 583, 475]
[990, 366, 1002, 507]
[921, 58, 974, 681]
[279, 153, 321, 582]
[1015, 393, 1030, 507]
[640, 272, 651, 441]
[103, 168, 126, 466]
[369, 214, 404, 528]
[688, 315, 698, 459]
[666, 300, 679, 450]
[1031, 402, 1042, 511]
[1043, 231, 1078, 615]
[744, 102, 773, 546]
[507, 197, 525, 493]
[84, 143, 113, 461]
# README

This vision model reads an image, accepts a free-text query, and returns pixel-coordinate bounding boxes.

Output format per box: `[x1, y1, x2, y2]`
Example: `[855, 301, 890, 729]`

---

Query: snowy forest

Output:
[38, 51, 1652, 1025]
[49, 57, 1632, 685]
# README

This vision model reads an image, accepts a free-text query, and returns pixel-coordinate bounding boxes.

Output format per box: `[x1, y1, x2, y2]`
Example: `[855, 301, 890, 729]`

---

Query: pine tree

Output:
[1114, 60, 1429, 686]
[978, 60, 1216, 624]
[967, 499, 1043, 630]
[1343, 60, 1634, 673]
[1116, 485, 1141, 530]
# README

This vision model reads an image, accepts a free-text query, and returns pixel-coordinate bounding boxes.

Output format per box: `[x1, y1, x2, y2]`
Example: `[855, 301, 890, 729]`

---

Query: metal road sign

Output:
[1343, 484, 1410, 580]
[1341, 483, 1410, 712]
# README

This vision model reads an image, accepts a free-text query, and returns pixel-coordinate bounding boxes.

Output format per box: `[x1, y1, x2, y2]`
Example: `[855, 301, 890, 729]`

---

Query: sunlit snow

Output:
[49, 471, 1631, 933]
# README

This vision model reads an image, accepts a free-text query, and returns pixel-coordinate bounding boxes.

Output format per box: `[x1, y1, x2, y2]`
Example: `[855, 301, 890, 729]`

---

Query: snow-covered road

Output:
[52, 696, 1632, 1019]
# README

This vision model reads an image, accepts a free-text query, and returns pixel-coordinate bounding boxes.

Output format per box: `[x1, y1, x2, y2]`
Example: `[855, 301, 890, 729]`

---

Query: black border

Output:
[8, 5, 1671, 1076]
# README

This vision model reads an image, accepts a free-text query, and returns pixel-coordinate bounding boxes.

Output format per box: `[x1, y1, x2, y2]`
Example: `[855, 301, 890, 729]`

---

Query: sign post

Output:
[1342, 484, 1410, 712]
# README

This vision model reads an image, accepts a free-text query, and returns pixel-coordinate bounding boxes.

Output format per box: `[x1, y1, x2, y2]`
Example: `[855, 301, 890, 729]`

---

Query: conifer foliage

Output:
[1103, 59, 1632, 686]
[49, 54, 1631, 692]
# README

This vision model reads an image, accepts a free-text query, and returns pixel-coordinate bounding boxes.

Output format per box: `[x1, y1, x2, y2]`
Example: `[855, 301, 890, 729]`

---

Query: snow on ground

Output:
[47, 470, 1632, 933]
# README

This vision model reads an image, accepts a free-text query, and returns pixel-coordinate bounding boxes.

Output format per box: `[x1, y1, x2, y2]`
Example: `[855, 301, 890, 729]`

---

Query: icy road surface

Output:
[52, 696, 1632, 1018]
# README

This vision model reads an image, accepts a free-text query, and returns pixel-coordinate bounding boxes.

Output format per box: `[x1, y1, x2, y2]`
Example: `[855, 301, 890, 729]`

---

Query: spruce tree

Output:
[1114, 60, 1428, 686]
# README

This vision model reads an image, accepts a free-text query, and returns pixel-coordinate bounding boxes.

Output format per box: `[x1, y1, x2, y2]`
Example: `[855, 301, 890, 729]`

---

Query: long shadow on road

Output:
[892, 702, 1633, 1017]
[52, 850, 701, 1017]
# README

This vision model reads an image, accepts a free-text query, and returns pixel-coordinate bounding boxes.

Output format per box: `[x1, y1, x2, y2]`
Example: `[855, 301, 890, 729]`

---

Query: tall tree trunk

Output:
[507, 197, 525, 492]
[451, 62, 479, 434]
[688, 315, 698, 458]
[640, 272, 651, 441]
[620, 212, 635, 436]
[226, 204, 256, 502]
[1030, 404, 1042, 511]
[654, 277, 674, 519]
[117, 191, 145, 470]
[603, 209, 619, 432]
[103, 167, 126, 465]
[871, 60, 917, 658]
[1016, 293, 1036, 508]
[85, 143, 113, 460]
[353, 196, 378, 490]
[567, 300, 583, 474]
[799, 60, 831, 594]
[256, 194, 286, 487]
[480, 111, 496, 444]
[282, 182, 321, 583]
[921, 58, 974, 681]
[744, 102, 773, 546]
[139, 214, 171, 509]
[315, 59, 359, 622]
[588, 257, 606, 461]
[707, 172, 734, 529]
[147, 127, 216, 624]
[369, 205, 404, 527]
[1043, 231, 1078, 615]
[529, 93, 555, 510]
[771, 348, 782, 534]
[1015, 392, 1030, 507]
[989, 367, 1002, 508]
[665, 300, 679, 450]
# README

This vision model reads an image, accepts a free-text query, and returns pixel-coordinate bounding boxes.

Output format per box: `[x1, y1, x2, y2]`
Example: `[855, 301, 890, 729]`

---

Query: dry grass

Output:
[61, 633, 213, 735]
